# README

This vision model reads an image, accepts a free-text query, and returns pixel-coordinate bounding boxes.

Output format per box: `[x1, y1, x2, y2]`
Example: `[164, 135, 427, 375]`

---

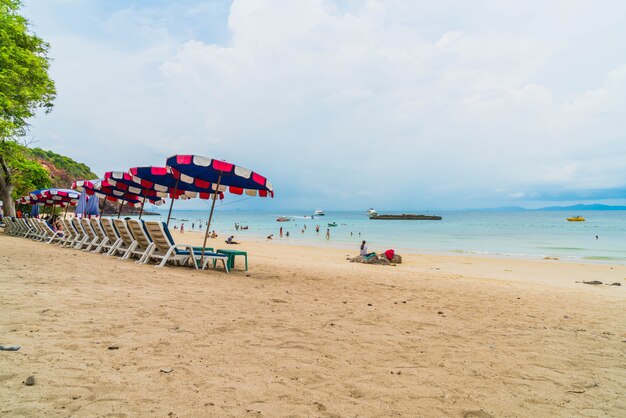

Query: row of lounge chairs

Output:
[3, 216, 230, 272]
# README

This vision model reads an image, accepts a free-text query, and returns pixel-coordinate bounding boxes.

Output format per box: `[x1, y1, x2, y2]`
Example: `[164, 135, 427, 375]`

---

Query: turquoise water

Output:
[134, 209, 626, 263]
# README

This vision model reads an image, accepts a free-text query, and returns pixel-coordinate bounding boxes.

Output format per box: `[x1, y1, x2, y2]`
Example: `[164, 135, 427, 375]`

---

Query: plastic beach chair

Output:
[142, 221, 228, 271]
[90, 218, 110, 253]
[124, 219, 155, 262]
[112, 219, 143, 259]
[100, 218, 123, 256]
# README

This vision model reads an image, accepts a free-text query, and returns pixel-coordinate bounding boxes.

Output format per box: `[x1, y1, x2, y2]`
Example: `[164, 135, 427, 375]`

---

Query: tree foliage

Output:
[0, 141, 50, 197]
[0, 0, 56, 138]
[0, 0, 56, 215]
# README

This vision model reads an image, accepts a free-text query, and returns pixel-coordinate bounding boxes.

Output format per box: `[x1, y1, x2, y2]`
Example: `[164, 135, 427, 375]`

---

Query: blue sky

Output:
[21, 0, 626, 210]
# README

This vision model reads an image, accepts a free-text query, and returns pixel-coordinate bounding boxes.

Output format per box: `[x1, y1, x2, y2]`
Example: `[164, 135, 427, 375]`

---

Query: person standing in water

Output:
[326, 228, 330, 240]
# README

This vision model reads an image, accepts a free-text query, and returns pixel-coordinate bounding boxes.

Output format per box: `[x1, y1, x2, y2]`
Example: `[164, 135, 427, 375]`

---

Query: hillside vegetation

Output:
[30, 147, 98, 188]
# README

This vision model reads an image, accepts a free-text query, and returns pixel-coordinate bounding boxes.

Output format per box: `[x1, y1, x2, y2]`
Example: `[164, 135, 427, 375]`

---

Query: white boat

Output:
[366, 208, 377, 217]
[314, 209, 325, 216]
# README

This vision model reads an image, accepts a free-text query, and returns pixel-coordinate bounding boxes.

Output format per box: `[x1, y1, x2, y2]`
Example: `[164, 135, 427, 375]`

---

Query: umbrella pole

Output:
[100, 197, 105, 214]
[200, 172, 223, 268]
[63, 204, 69, 219]
[139, 198, 145, 220]
[166, 178, 179, 227]
[117, 200, 124, 219]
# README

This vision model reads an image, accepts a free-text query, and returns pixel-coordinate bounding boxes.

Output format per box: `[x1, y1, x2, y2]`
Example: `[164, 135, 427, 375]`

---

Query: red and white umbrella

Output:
[165, 154, 274, 265]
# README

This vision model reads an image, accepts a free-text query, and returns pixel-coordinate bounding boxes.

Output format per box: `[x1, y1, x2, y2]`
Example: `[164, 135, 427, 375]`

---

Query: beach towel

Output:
[384, 249, 395, 260]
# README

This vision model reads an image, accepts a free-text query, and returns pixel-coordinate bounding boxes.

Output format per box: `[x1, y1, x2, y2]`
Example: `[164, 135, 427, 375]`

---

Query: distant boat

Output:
[566, 216, 585, 222]
[370, 214, 442, 220]
[327, 222, 337, 227]
[366, 208, 378, 217]
[276, 216, 292, 222]
[314, 209, 325, 216]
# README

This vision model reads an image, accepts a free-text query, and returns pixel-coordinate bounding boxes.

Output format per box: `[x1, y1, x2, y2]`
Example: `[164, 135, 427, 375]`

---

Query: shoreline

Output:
[182, 228, 626, 266]
[169, 230, 626, 292]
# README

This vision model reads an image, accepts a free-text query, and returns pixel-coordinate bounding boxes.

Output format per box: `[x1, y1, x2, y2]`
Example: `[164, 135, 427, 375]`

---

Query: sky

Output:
[20, 0, 626, 210]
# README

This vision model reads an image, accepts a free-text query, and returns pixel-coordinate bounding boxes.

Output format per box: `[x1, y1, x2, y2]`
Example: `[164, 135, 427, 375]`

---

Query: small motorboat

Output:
[327, 222, 337, 227]
[367, 208, 377, 217]
[566, 216, 585, 222]
[314, 209, 325, 216]
[276, 216, 292, 222]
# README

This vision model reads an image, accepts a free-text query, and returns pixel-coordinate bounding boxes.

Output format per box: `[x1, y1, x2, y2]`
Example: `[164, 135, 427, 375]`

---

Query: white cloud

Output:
[22, 0, 626, 209]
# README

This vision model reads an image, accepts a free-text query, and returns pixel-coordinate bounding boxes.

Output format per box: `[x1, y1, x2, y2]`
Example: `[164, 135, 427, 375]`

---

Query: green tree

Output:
[0, 0, 56, 216]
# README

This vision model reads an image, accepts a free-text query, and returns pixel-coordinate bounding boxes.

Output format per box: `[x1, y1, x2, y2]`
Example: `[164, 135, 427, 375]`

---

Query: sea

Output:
[133, 209, 626, 264]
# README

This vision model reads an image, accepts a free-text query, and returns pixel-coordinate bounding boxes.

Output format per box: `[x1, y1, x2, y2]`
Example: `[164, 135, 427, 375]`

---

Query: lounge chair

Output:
[58, 218, 77, 246]
[142, 221, 229, 271]
[114, 219, 153, 261]
[71, 218, 91, 249]
[23, 218, 40, 240]
[2, 217, 14, 235]
[18, 218, 34, 238]
[60, 218, 79, 247]
[108, 218, 136, 257]
[89, 218, 110, 253]
[9, 217, 24, 236]
[99, 218, 123, 256]
[39, 220, 64, 244]
[79, 218, 100, 251]
[25, 218, 44, 240]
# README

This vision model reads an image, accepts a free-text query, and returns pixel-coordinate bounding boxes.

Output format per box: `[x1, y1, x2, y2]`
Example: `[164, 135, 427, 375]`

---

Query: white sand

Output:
[1, 230, 625, 417]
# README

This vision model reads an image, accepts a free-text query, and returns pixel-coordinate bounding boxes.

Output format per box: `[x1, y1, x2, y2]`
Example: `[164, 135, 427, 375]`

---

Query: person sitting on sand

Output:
[360, 240, 376, 257]
[210, 230, 217, 238]
[360, 240, 368, 256]
[226, 235, 239, 244]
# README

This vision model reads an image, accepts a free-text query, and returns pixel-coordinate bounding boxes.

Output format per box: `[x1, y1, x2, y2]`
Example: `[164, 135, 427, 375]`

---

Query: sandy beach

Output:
[1, 229, 625, 417]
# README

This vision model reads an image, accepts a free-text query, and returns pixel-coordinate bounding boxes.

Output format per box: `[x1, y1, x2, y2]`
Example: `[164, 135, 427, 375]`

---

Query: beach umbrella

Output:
[17, 189, 77, 219]
[75, 189, 87, 218]
[104, 171, 165, 219]
[128, 166, 224, 225]
[85, 194, 100, 217]
[29, 188, 80, 217]
[43, 189, 81, 203]
[72, 179, 164, 218]
[165, 154, 274, 265]
[43, 189, 81, 218]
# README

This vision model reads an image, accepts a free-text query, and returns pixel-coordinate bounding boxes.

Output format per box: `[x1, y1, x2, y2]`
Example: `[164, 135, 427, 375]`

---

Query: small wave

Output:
[584, 255, 622, 261]
[540, 246, 585, 251]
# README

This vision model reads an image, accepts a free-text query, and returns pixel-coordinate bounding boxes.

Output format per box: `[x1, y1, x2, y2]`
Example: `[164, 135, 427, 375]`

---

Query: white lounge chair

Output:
[39, 220, 64, 244]
[142, 221, 229, 271]
[109, 219, 137, 258]
[89, 218, 110, 253]
[79, 218, 100, 251]
[71, 218, 91, 249]
[99, 218, 122, 255]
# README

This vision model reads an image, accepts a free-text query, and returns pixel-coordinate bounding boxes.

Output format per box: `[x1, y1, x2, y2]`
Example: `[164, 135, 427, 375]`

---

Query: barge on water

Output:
[369, 214, 442, 220]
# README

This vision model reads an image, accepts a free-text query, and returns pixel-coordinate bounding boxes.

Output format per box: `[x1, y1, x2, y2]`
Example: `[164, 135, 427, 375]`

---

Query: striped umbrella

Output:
[165, 154, 274, 265]
[128, 166, 224, 225]
[103, 171, 165, 219]
[72, 179, 164, 218]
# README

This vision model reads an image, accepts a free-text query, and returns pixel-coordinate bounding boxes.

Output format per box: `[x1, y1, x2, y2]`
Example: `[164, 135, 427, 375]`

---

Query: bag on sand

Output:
[384, 249, 395, 261]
